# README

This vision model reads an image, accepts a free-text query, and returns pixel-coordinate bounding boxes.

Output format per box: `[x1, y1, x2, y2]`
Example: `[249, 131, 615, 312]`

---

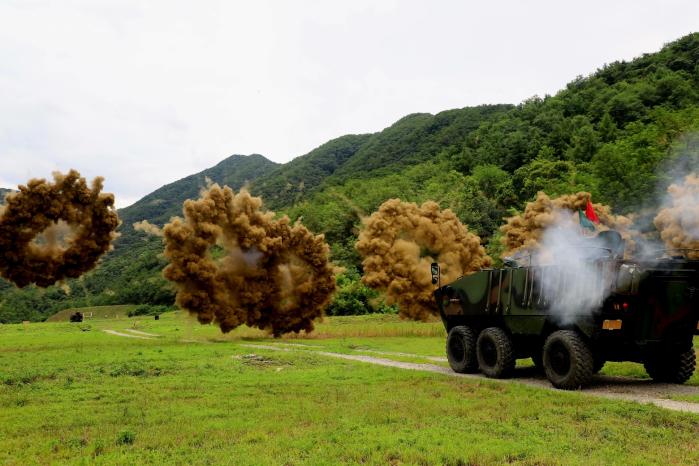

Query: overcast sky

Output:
[1, 1, 698, 208]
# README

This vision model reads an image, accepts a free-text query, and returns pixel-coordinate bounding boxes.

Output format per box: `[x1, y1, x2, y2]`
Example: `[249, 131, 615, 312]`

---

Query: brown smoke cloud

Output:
[500, 192, 633, 257]
[654, 174, 699, 259]
[0, 170, 119, 288]
[133, 220, 163, 236]
[162, 184, 335, 336]
[356, 199, 492, 321]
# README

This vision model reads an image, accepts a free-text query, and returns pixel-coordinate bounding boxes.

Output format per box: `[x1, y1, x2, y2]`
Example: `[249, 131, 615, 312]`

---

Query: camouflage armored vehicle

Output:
[431, 231, 699, 389]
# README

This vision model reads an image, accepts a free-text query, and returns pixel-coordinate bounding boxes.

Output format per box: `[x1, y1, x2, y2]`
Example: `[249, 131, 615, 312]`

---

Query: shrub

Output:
[116, 430, 135, 446]
[325, 271, 397, 316]
[127, 304, 172, 317]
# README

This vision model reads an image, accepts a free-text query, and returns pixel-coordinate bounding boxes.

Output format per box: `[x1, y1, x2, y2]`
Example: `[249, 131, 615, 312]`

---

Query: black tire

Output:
[644, 348, 696, 384]
[446, 326, 478, 373]
[542, 330, 594, 390]
[476, 327, 515, 378]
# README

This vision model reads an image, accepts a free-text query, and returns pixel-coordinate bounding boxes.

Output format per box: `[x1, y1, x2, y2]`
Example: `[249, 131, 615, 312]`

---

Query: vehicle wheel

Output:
[446, 326, 478, 373]
[542, 330, 593, 390]
[644, 348, 696, 384]
[476, 327, 515, 378]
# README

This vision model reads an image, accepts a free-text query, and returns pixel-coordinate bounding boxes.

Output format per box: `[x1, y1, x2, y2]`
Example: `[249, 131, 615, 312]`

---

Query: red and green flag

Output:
[579, 199, 600, 232]
[585, 199, 600, 224]
[579, 210, 596, 231]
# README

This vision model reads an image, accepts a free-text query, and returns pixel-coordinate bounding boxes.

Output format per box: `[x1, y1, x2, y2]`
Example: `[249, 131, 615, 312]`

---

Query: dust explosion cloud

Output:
[133, 220, 163, 237]
[0, 170, 119, 288]
[654, 174, 699, 259]
[162, 185, 335, 336]
[356, 199, 491, 321]
[500, 192, 632, 257]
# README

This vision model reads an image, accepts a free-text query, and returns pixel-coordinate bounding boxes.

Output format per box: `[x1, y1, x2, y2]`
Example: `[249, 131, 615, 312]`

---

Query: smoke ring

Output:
[0, 170, 119, 288]
[162, 185, 335, 336]
[356, 199, 491, 321]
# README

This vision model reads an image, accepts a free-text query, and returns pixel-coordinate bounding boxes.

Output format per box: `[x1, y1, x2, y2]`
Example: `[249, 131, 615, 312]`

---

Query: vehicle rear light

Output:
[613, 302, 630, 311]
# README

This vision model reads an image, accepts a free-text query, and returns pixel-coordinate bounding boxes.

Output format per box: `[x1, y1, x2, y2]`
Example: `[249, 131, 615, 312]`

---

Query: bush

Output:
[116, 430, 135, 446]
[325, 270, 397, 316]
[127, 304, 172, 317]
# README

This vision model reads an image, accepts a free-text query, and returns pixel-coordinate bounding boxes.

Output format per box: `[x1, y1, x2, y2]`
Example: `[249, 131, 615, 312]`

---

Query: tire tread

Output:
[476, 327, 515, 378]
[446, 325, 478, 373]
[543, 330, 593, 390]
[644, 348, 696, 384]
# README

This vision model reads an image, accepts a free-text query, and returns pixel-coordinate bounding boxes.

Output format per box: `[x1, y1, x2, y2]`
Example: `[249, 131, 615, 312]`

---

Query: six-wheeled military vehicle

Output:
[432, 231, 699, 389]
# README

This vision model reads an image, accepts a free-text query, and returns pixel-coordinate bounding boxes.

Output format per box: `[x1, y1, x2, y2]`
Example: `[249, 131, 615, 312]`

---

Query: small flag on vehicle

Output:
[585, 199, 600, 224]
[579, 209, 596, 231]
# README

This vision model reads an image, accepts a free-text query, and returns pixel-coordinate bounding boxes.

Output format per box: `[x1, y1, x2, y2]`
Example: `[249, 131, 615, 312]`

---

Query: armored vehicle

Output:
[432, 231, 699, 389]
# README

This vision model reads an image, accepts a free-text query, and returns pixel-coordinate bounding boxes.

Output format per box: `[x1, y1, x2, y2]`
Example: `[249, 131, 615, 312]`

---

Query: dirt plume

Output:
[500, 192, 633, 257]
[654, 174, 699, 259]
[356, 199, 491, 321]
[162, 184, 335, 336]
[133, 220, 163, 236]
[0, 170, 119, 287]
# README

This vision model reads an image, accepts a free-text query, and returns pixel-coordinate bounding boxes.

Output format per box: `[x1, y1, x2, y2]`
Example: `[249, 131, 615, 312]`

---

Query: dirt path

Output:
[123, 329, 161, 337]
[274, 342, 447, 362]
[103, 329, 155, 340]
[241, 343, 699, 415]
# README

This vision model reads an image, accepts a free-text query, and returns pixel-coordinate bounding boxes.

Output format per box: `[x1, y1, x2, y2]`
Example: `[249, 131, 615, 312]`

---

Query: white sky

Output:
[1, 0, 698, 208]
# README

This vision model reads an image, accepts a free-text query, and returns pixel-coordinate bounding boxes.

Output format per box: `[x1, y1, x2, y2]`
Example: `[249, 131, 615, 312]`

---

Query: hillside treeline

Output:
[1, 33, 698, 322]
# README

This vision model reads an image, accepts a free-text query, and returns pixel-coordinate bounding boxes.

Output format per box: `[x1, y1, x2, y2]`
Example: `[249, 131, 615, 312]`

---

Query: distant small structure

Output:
[154, 314, 160, 320]
[69, 311, 84, 323]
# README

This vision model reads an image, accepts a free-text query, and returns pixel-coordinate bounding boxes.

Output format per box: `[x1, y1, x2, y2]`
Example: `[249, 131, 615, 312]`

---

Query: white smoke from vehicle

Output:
[534, 209, 615, 325]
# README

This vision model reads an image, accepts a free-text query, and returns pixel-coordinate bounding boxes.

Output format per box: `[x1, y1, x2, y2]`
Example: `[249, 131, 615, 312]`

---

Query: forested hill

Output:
[248, 105, 513, 209]
[119, 153, 278, 227]
[250, 134, 372, 210]
[116, 153, 279, 252]
[1, 32, 699, 323]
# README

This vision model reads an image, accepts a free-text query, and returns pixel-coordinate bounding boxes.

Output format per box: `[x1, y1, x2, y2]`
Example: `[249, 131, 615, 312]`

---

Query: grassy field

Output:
[1, 312, 698, 465]
[46, 305, 139, 322]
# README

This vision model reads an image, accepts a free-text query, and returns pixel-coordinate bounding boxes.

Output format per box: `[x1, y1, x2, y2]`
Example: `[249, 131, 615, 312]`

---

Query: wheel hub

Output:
[480, 339, 497, 367]
[549, 342, 571, 376]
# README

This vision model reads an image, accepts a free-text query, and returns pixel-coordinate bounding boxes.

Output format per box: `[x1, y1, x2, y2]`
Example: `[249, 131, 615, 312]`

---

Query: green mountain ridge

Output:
[116, 153, 279, 252]
[250, 134, 372, 210]
[323, 106, 514, 185]
[2, 32, 699, 323]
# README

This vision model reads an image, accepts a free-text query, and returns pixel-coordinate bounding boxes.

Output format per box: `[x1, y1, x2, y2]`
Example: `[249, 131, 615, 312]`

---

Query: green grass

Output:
[669, 393, 699, 403]
[47, 305, 139, 322]
[1, 313, 698, 465]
